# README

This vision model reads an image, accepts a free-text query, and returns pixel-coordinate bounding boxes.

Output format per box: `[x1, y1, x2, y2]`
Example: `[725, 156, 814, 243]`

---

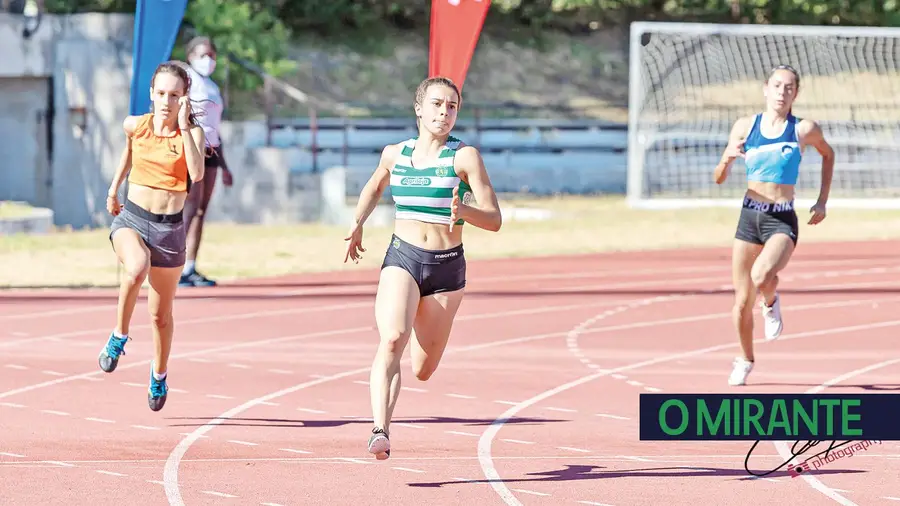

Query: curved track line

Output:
[564, 294, 900, 369]
[3, 263, 892, 351]
[160, 320, 626, 505]
[0, 297, 633, 400]
[477, 317, 900, 506]
[564, 263, 900, 369]
[773, 357, 900, 506]
[163, 368, 370, 505]
[161, 295, 900, 503]
[565, 292, 713, 368]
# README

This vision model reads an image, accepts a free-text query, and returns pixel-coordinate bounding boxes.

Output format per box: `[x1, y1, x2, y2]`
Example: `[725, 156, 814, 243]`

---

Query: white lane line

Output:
[501, 439, 535, 445]
[162, 292, 900, 506]
[774, 357, 900, 506]
[201, 491, 237, 498]
[477, 317, 900, 506]
[44, 461, 75, 467]
[511, 489, 550, 497]
[558, 447, 592, 453]
[131, 425, 160, 431]
[96, 470, 127, 477]
[279, 448, 312, 455]
[446, 393, 476, 399]
[596, 414, 629, 420]
[41, 410, 69, 416]
[392, 467, 425, 473]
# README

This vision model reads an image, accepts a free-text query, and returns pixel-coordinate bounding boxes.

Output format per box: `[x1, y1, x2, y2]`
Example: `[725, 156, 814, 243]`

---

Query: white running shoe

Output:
[761, 294, 783, 341]
[728, 357, 754, 386]
[367, 427, 390, 460]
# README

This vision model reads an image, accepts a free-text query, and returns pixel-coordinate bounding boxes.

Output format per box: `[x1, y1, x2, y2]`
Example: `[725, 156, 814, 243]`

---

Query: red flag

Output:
[428, 0, 490, 90]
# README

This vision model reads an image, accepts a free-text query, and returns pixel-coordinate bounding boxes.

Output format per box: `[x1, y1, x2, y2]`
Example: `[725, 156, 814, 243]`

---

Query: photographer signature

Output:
[744, 439, 854, 477]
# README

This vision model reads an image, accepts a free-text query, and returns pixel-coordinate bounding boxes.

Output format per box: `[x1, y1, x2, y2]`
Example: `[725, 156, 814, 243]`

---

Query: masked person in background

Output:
[180, 35, 233, 287]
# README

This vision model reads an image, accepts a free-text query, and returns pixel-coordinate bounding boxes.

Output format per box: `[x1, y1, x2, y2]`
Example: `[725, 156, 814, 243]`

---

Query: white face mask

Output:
[191, 55, 216, 77]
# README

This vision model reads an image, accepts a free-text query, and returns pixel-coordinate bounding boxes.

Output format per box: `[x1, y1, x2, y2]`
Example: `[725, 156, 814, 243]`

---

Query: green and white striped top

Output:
[389, 136, 474, 226]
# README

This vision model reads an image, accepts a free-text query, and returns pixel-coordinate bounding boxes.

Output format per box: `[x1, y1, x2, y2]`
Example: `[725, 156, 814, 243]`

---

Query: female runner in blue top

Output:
[714, 64, 835, 386]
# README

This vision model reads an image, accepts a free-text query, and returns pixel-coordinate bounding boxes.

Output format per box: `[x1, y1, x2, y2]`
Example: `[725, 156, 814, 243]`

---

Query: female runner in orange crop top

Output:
[98, 61, 206, 412]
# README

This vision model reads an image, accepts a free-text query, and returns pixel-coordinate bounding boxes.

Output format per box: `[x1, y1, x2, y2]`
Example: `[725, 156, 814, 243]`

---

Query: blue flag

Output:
[129, 0, 190, 115]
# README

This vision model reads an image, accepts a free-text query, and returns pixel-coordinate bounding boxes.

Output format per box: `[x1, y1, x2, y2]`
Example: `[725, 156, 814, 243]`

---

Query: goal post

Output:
[626, 21, 900, 210]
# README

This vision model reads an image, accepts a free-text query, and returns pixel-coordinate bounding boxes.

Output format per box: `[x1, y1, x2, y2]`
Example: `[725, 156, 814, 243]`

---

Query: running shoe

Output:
[179, 270, 217, 287]
[368, 427, 390, 460]
[728, 357, 754, 386]
[98, 332, 130, 373]
[762, 294, 783, 341]
[148, 365, 168, 412]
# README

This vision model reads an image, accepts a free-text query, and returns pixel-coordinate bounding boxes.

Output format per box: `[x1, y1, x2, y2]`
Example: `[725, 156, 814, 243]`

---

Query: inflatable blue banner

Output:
[129, 0, 189, 115]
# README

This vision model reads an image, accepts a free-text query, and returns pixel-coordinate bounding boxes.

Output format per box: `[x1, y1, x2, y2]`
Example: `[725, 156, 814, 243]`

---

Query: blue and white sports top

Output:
[743, 113, 802, 185]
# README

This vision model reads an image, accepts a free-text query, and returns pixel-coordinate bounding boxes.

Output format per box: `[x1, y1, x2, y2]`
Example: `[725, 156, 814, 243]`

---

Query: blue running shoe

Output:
[148, 367, 168, 412]
[98, 332, 130, 373]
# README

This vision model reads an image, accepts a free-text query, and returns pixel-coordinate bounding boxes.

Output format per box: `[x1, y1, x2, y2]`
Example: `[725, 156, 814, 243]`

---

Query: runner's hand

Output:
[723, 139, 745, 163]
[107, 194, 122, 216]
[808, 201, 827, 225]
[344, 220, 365, 263]
[449, 186, 461, 232]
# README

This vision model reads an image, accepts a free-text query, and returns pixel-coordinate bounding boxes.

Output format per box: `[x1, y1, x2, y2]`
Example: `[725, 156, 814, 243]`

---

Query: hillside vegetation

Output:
[45, 0, 900, 120]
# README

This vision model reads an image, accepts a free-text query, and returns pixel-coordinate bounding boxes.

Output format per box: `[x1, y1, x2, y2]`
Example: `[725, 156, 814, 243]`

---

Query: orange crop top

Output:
[127, 113, 190, 192]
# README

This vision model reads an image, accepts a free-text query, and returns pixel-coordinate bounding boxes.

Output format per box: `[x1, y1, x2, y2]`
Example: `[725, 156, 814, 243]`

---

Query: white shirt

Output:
[186, 66, 224, 148]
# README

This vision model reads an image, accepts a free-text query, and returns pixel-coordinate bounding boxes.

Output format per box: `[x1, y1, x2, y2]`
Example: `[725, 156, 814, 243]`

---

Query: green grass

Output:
[0, 201, 34, 219]
[2, 195, 900, 288]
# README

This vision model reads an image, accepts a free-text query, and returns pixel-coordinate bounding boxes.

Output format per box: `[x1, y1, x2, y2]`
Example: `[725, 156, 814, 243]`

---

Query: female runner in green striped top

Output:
[344, 76, 503, 460]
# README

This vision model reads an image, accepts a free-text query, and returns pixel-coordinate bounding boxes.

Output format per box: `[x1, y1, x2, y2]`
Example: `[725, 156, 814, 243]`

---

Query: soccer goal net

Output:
[626, 21, 900, 209]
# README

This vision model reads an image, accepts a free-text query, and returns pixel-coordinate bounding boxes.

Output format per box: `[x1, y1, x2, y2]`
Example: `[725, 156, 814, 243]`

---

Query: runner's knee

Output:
[733, 289, 755, 314]
[122, 256, 150, 285]
[149, 308, 172, 330]
[750, 261, 776, 289]
[378, 328, 410, 356]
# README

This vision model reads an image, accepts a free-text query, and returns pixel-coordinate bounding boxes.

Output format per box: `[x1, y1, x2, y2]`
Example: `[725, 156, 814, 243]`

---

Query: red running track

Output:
[1, 240, 899, 506]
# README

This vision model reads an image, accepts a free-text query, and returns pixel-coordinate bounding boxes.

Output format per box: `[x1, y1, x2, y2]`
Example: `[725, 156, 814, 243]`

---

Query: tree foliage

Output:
[42, 0, 900, 94]
[172, 0, 294, 91]
[43, 0, 293, 92]
[44, 0, 900, 32]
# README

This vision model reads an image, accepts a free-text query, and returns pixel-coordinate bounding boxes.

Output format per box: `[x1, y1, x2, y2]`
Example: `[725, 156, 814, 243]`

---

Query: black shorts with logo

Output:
[734, 194, 799, 246]
[381, 234, 466, 297]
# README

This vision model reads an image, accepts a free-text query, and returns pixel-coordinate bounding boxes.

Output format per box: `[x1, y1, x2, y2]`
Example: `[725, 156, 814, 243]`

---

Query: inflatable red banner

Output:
[428, 0, 491, 90]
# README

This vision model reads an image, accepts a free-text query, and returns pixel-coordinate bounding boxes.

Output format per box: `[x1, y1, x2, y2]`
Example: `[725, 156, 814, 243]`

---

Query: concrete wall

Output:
[2, 12, 628, 230]
[1, 12, 134, 229]
[202, 120, 628, 228]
